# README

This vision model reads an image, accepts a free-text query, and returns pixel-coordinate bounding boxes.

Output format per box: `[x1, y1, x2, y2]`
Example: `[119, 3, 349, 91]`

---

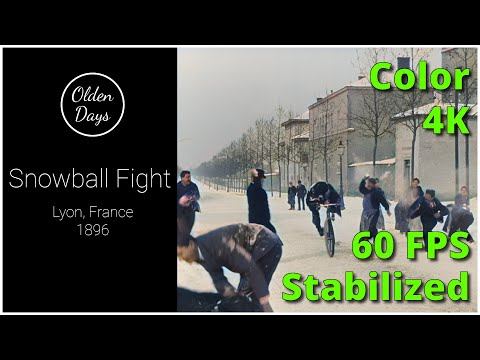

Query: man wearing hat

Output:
[247, 168, 276, 233]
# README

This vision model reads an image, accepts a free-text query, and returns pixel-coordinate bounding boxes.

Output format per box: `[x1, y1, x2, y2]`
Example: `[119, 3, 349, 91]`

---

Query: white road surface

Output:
[178, 181, 477, 312]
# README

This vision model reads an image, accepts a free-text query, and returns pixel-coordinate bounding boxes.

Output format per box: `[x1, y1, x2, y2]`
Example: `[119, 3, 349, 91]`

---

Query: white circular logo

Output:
[60, 72, 125, 137]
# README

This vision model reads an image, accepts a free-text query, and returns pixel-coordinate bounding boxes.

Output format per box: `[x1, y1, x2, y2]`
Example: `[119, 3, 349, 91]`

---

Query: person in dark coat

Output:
[359, 176, 391, 240]
[177, 170, 201, 235]
[446, 193, 475, 243]
[287, 182, 297, 210]
[375, 178, 388, 230]
[177, 223, 283, 312]
[409, 189, 449, 251]
[306, 181, 341, 237]
[443, 186, 470, 233]
[247, 168, 276, 233]
[296, 180, 307, 211]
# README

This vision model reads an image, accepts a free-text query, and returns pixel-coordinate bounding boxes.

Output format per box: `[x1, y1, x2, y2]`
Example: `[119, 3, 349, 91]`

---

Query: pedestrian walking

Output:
[409, 189, 449, 251]
[296, 180, 307, 210]
[247, 168, 276, 233]
[177, 223, 283, 312]
[288, 182, 297, 210]
[359, 176, 391, 241]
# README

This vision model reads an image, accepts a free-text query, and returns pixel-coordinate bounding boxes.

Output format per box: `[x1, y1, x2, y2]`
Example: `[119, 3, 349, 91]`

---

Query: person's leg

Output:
[458, 214, 475, 242]
[302, 197, 305, 210]
[297, 197, 301, 210]
[310, 207, 323, 236]
[422, 222, 435, 251]
[368, 211, 380, 240]
[256, 243, 283, 286]
[264, 221, 277, 234]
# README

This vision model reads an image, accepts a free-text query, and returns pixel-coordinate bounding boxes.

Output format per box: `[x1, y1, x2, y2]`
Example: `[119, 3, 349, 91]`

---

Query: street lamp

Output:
[337, 140, 345, 210]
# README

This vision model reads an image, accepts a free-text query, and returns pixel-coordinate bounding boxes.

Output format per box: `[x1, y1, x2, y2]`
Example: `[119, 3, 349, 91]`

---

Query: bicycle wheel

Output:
[325, 218, 335, 257]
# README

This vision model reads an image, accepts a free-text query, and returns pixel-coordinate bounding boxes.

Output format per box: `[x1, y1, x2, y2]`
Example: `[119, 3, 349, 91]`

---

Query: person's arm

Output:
[231, 246, 271, 310]
[193, 183, 200, 200]
[207, 268, 236, 297]
[436, 199, 449, 217]
[409, 199, 422, 219]
[417, 186, 424, 197]
[261, 189, 271, 221]
[375, 191, 390, 212]
[359, 178, 368, 195]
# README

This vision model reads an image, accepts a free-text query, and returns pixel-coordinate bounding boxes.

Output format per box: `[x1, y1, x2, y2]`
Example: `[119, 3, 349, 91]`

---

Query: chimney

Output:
[317, 97, 323, 102]
[397, 57, 410, 70]
[358, 75, 366, 80]
[330, 90, 333, 94]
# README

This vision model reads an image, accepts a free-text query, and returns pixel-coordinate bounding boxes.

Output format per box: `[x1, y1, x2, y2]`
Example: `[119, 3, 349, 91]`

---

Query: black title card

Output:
[3, 48, 177, 312]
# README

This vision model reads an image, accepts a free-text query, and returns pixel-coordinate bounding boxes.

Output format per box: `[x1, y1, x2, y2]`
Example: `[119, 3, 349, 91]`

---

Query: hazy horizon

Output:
[178, 47, 441, 170]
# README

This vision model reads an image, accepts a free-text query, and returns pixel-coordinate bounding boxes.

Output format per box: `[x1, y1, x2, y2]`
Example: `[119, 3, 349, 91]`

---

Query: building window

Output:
[404, 159, 411, 182]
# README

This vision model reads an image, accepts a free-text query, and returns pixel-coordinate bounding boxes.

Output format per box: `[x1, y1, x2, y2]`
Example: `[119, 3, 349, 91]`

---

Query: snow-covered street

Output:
[178, 181, 477, 312]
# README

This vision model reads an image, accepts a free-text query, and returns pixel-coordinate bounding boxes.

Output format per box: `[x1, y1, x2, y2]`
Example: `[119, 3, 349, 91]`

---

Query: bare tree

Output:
[351, 48, 396, 176]
[392, 48, 433, 180]
[310, 94, 339, 182]
[274, 106, 288, 197]
[443, 48, 477, 191]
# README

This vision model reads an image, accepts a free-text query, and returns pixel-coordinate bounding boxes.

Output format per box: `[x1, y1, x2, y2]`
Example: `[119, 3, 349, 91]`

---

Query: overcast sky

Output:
[178, 47, 441, 169]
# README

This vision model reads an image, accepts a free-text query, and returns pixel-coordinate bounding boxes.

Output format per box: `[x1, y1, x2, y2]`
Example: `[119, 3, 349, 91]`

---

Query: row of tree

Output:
[194, 48, 477, 196]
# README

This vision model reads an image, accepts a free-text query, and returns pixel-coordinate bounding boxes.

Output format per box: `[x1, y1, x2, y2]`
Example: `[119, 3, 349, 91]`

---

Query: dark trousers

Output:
[309, 206, 323, 233]
[369, 211, 380, 239]
[422, 221, 437, 251]
[449, 213, 474, 241]
[238, 242, 283, 299]
[177, 207, 195, 247]
[297, 196, 305, 210]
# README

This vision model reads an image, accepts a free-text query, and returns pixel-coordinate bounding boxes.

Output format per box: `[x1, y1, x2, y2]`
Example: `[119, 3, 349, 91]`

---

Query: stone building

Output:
[280, 111, 310, 188]
[306, 76, 397, 196]
[393, 102, 477, 201]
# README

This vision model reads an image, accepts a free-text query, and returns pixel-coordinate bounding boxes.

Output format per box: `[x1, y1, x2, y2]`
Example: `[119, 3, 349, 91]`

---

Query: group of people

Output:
[395, 178, 474, 250]
[177, 167, 475, 312]
[287, 181, 307, 210]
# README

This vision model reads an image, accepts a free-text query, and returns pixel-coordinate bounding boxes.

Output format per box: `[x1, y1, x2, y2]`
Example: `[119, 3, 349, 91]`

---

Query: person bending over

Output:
[447, 193, 475, 243]
[306, 181, 341, 237]
[177, 223, 283, 312]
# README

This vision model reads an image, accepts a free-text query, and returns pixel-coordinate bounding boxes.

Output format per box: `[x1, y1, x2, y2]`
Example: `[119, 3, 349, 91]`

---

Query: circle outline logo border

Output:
[60, 72, 125, 137]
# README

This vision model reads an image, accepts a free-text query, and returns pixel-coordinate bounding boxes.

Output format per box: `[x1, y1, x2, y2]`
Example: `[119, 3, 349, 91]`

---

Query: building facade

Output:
[307, 76, 397, 196]
[393, 103, 477, 200]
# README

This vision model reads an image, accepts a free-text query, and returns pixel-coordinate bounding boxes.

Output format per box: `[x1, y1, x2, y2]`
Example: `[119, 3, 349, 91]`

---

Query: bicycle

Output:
[318, 203, 340, 257]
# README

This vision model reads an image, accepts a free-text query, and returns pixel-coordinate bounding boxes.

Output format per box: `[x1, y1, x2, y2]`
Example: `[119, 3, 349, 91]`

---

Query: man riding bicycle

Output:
[306, 181, 342, 237]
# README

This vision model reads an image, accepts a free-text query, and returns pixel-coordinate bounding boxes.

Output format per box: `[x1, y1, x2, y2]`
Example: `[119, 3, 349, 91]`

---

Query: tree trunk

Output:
[466, 118, 469, 190]
[372, 136, 378, 177]
[278, 159, 282, 198]
[411, 127, 416, 179]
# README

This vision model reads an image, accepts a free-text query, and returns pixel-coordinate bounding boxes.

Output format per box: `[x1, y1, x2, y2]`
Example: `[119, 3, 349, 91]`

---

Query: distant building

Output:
[307, 76, 397, 196]
[280, 111, 309, 187]
[392, 102, 477, 200]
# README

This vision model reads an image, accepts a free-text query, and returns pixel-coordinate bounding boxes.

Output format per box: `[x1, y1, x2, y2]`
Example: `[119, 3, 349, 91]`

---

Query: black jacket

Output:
[359, 179, 390, 211]
[306, 182, 341, 217]
[409, 196, 448, 226]
[247, 182, 271, 225]
[196, 224, 283, 299]
[288, 186, 297, 196]
[297, 184, 307, 198]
